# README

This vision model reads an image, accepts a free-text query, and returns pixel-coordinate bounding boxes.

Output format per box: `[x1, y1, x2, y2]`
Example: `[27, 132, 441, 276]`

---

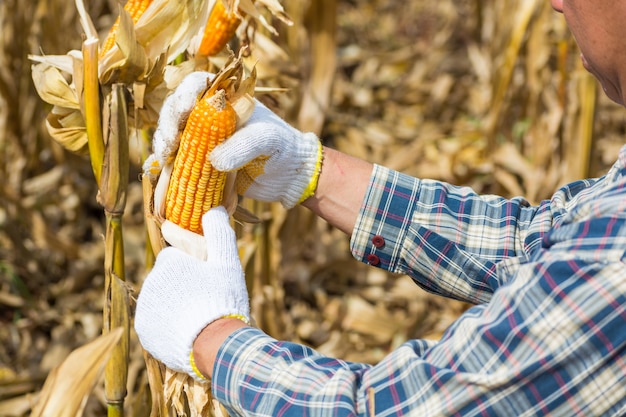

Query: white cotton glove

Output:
[149, 71, 214, 169]
[134, 206, 249, 381]
[210, 101, 324, 209]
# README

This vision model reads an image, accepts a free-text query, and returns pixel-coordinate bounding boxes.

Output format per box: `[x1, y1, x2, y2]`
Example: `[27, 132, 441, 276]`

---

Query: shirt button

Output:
[372, 235, 385, 248]
[367, 254, 380, 266]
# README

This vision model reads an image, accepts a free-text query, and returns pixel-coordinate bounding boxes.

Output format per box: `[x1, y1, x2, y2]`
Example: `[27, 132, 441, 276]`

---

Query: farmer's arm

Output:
[195, 250, 625, 417]
[303, 147, 550, 303]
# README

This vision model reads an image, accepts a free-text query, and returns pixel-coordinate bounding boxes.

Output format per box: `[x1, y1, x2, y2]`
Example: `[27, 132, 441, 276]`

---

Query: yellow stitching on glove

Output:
[297, 141, 323, 204]
[190, 350, 209, 381]
[190, 314, 249, 381]
[221, 313, 251, 325]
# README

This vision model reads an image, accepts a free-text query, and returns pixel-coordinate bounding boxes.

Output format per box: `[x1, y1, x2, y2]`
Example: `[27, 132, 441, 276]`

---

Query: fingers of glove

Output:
[201, 208, 249, 318]
[136, 247, 203, 317]
[137, 245, 231, 323]
[209, 101, 293, 171]
[135, 246, 220, 377]
[167, 71, 214, 127]
[152, 71, 214, 160]
[161, 220, 207, 261]
[210, 124, 283, 171]
[201, 207, 242, 270]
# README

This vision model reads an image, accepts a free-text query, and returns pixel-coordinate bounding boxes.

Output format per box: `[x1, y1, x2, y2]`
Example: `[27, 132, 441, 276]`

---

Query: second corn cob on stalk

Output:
[197, 0, 243, 57]
[192, 0, 295, 59]
[100, 0, 154, 56]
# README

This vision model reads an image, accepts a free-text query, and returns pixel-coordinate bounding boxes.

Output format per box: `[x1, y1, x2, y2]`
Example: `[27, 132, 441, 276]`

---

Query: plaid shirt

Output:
[212, 147, 626, 416]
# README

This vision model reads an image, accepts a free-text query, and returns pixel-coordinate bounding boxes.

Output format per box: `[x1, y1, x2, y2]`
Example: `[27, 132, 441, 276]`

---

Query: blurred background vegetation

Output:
[1, 0, 625, 415]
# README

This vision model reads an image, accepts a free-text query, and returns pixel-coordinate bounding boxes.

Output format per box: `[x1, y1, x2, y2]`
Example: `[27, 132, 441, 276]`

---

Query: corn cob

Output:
[100, 0, 153, 56]
[164, 89, 237, 234]
[143, 50, 256, 247]
[197, 0, 243, 57]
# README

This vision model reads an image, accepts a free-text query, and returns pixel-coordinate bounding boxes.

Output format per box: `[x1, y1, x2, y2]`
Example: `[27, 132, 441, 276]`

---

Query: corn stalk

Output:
[82, 36, 132, 416]
[101, 83, 132, 417]
[483, 0, 539, 146]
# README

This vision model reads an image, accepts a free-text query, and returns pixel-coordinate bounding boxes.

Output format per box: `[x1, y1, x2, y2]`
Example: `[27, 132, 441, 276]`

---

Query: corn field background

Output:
[1, 0, 625, 416]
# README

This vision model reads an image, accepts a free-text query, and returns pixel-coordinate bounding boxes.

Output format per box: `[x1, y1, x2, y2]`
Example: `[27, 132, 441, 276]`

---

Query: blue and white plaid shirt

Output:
[212, 147, 626, 416]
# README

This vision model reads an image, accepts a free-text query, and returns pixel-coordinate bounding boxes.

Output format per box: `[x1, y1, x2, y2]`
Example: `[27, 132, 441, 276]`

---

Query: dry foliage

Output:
[1, 0, 624, 416]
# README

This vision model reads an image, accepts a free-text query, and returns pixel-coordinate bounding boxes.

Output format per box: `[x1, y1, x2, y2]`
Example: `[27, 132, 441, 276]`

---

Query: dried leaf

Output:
[31, 63, 80, 109]
[341, 296, 399, 344]
[29, 52, 82, 76]
[30, 328, 123, 417]
[103, 276, 131, 403]
[143, 172, 168, 257]
[0, 394, 35, 417]
[74, 0, 98, 41]
[136, 0, 208, 62]
[99, 7, 149, 85]
[99, 0, 207, 85]
[239, 0, 292, 32]
[45, 107, 88, 154]
[297, 0, 336, 135]
[99, 84, 130, 213]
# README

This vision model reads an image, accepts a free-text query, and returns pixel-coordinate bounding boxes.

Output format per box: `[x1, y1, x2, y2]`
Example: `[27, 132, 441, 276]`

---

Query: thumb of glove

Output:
[151, 71, 215, 166]
[209, 102, 284, 171]
[200, 206, 250, 323]
[202, 206, 240, 269]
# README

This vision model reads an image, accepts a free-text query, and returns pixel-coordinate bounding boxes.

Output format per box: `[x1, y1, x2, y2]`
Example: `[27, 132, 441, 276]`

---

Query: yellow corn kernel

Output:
[165, 90, 236, 234]
[197, 0, 242, 57]
[100, 0, 153, 56]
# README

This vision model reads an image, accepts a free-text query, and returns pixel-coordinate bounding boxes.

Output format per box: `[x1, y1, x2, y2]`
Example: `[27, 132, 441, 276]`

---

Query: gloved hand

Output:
[150, 70, 323, 208]
[150, 71, 215, 169]
[210, 100, 323, 208]
[134, 206, 250, 381]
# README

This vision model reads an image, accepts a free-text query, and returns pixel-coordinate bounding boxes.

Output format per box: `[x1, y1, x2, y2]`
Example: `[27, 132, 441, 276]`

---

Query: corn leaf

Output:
[29, 51, 82, 77]
[99, 7, 149, 85]
[30, 328, 123, 417]
[103, 274, 130, 404]
[45, 107, 88, 154]
[239, 0, 292, 33]
[99, 84, 130, 214]
[74, 0, 98, 41]
[99, 0, 206, 85]
[31, 63, 80, 109]
[250, 0, 292, 25]
[135, 0, 208, 62]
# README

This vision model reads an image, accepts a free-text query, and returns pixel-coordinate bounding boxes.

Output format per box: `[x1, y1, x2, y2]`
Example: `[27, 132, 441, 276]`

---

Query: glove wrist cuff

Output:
[188, 313, 250, 382]
[190, 350, 209, 381]
[221, 313, 251, 325]
[296, 139, 323, 205]
[281, 132, 323, 208]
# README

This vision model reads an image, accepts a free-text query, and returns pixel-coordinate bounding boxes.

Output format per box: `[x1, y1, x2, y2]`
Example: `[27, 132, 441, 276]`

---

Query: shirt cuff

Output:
[350, 164, 421, 274]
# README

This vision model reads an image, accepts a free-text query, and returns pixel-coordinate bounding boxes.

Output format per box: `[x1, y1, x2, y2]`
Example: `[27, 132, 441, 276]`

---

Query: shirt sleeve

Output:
[350, 164, 581, 303]
[212, 254, 626, 416]
[211, 148, 626, 416]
